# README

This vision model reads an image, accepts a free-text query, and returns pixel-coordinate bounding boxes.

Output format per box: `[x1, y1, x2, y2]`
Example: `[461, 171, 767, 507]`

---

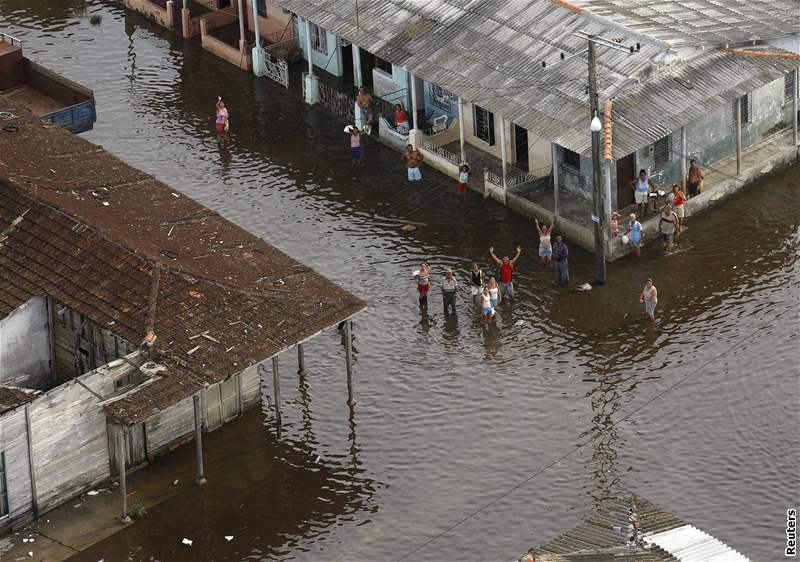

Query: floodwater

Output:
[1, 2, 799, 560]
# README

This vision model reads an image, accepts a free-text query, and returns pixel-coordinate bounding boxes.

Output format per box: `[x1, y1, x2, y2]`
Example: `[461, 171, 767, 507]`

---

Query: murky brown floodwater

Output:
[1, 2, 799, 560]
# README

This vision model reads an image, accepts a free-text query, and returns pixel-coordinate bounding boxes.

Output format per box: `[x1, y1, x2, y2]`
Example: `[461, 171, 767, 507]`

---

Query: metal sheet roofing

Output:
[644, 524, 751, 561]
[569, 0, 800, 48]
[278, 0, 799, 157]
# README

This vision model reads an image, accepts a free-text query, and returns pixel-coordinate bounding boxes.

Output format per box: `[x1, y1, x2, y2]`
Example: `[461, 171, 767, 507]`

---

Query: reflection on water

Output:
[1, 2, 798, 560]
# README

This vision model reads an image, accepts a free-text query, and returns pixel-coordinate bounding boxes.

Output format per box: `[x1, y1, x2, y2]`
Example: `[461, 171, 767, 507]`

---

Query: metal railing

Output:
[0, 33, 22, 48]
[419, 137, 461, 166]
[485, 167, 542, 188]
[303, 74, 356, 122]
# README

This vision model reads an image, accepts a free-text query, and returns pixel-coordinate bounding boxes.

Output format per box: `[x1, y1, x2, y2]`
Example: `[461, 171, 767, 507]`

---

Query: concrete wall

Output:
[461, 101, 515, 163]
[295, 19, 343, 76]
[244, 0, 294, 39]
[0, 297, 52, 390]
[0, 406, 34, 534]
[27, 358, 138, 514]
[553, 144, 595, 205]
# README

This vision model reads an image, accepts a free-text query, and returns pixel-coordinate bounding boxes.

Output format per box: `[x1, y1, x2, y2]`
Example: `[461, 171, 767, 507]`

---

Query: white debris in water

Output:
[224, 536, 234, 542]
[182, 538, 193, 546]
[87, 490, 99, 496]
[577, 283, 593, 291]
[28, 552, 33, 557]
[173, 479, 179, 486]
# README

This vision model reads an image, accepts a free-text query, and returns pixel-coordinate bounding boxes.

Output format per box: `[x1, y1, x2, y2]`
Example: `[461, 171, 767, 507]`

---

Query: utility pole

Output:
[587, 38, 606, 285]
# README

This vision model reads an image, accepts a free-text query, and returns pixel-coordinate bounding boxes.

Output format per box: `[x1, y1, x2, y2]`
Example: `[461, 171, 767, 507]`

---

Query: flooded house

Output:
[0, 97, 365, 533]
[275, 0, 800, 258]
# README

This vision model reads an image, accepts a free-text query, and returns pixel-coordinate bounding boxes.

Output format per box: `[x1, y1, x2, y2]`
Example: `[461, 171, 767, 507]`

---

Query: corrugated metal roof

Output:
[569, 0, 800, 48]
[644, 524, 751, 561]
[279, 0, 799, 158]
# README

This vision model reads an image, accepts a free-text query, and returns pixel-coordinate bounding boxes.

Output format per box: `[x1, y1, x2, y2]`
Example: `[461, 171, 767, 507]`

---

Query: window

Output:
[256, 0, 267, 18]
[653, 135, 672, 169]
[375, 55, 392, 74]
[310, 23, 327, 53]
[562, 148, 581, 170]
[737, 94, 751, 125]
[473, 105, 495, 145]
[0, 451, 8, 517]
[785, 73, 798, 104]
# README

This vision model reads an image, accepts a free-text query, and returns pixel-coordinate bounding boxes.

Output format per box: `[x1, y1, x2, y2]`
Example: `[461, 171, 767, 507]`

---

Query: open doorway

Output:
[616, 153, 636, 209]
[514, 124, 529, 171]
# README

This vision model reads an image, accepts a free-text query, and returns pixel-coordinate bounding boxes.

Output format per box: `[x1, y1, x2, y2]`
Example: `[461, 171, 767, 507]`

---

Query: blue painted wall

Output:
[423, 81, 458, 123]
[294, 19, 343, 77]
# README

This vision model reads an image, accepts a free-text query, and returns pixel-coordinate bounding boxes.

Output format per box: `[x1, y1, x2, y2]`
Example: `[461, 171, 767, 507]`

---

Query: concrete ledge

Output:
[200, 20, 251, 70]
[124, 0, 173, 29]
[186, 9, 234, 38]
[377, 117, 409, 152]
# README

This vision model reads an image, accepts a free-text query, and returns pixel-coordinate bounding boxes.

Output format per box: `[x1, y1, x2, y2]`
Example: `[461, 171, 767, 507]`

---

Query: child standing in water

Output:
[215, 96, 229, 137]
[610, 212, 620, 239]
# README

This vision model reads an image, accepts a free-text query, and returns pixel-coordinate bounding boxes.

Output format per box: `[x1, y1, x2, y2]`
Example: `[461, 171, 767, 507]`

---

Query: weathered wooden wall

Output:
[0, 406, 34, 534]
[0, 296, 52, 389]
[239, 364, 261, 409]
[51, 298, 131, 384]
[145, 396, 194, 455]
[28, 358, 138, 513]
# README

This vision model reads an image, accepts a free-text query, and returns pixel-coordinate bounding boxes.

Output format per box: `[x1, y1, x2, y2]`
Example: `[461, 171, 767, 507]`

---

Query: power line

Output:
[393, 300, 800, 561]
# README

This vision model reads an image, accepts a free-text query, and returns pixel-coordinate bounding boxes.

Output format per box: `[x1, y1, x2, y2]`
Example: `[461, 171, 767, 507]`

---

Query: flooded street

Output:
[1, 2, 799, 560]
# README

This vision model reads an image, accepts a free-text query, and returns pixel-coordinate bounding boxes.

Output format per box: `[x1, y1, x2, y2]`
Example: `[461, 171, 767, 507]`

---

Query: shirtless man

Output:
[402, 145, 424, 182]
[355, 88, 374, 132]
[686, 159, 704, 198]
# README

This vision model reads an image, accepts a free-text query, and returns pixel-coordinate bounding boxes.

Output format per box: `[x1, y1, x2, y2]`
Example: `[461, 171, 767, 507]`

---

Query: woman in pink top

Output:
[215, 96, 229, 135]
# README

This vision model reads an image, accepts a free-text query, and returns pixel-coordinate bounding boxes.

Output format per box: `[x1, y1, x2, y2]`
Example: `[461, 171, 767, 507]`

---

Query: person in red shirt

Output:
[489, 245, 522, 301]
[394, 103, 409, 135]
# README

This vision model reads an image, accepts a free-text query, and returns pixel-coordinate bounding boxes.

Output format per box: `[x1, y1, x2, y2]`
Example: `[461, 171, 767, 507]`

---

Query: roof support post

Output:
[192, 393, 206, 485]
[237, 0, 247, 61]
[272, 356, 282, 428]
[680, 126, 687, 189]
[735, 97, 742, 176]
[499, 116, 508, 190]
[793, 68, 798, 147]
[457, 96, 466, 164]
[344, 319, 355, 407]
[353, 44, 363, 88]
[117, 427, 131, 523]
[297, 343, 305, 375]
[302, 18, 319, 104]
[552, 143, 560, 225]
[410, 73, 419, 131]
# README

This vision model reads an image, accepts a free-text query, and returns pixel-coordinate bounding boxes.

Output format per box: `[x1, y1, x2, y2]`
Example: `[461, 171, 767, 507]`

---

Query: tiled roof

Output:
[0, 98, 366, 425]
[0, 386, 35, 416]
[278, 0, 799, 156]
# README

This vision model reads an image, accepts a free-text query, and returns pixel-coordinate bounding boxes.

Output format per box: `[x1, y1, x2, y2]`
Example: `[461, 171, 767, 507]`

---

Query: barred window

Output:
[256, 0, 267, 18]
[785, 73, 798, 103]
[473, 105, 495, 145]
[654, 135, 671, 169]
[563, 148, 581, 170]
[310, 23, 327, 53]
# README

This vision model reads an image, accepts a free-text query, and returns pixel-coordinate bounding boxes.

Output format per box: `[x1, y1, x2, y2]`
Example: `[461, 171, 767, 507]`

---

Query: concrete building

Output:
[280, 0, 800, 258]
[0, 97, 365, 533]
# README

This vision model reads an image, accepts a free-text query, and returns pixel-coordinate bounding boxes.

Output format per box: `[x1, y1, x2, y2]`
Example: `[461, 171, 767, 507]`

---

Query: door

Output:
[359, 48, 375, 90]
[340, 43, 353, 84]
[514, 124, 529, 171]
[616, 154, 636, 210]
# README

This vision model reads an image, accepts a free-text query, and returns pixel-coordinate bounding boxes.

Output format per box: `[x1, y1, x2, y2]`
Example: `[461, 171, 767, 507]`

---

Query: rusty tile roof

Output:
[0, 98, 366, 425]
[0, 386, 35, 416]
[278, 0, 799, 157]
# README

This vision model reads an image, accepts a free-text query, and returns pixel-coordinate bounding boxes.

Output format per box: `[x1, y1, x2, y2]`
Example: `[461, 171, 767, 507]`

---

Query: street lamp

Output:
[590, 111, 602, 133]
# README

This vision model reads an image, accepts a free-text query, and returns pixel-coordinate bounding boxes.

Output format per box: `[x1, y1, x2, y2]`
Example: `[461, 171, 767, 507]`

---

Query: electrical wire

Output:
[393, 300, 800, 561]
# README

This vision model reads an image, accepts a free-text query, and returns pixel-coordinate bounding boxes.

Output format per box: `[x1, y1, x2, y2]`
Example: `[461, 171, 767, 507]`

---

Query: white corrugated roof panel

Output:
[645, 524, 750, 561]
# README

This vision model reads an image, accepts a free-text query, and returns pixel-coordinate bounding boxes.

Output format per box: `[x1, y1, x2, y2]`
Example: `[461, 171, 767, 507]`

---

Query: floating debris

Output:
[577, 283, 593, 291]
[89, 14, 102, 25]
[224, 536, 234, 542]
[401, 224, 417, 233]
[181, 538, 193, 546]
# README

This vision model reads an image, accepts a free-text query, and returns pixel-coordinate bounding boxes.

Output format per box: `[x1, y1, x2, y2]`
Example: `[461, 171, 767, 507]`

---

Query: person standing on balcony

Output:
[489, 246, 522, 301]
[629, 169, 656, 218]
[686, 159, 704, 198]
[394, 103, 409, 135]
[456, 163, 470, 201]
[215, 96, 229, 138]
[355, 88, 373, 133]
[349, 126, 363, 166]
[403, 145, 424, 182]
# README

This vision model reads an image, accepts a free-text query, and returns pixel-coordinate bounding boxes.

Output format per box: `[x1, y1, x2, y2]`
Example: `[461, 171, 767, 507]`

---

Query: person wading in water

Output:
[215, 96, 229, 139]
[414, 262, 431, 307]
[469, 262, 484, 304]
[640, 278, 658, 321]
[535, 218, 554, 268]
[489, 246, 522, 301]
[402, 145, 424, 182]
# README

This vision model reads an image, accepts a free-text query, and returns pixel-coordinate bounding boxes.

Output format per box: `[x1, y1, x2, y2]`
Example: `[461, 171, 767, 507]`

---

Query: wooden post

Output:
[353, 44, 363, 88]
[794, 68, 798, 146]
[680, 126, 687, 189]
[344, 320, 355, 406]
[272, 356, 282, 428]
[117, 428, 131, 523]
[297, 343, 305, 375]
[457, 97, 466, 163]
[410, 74, 419, 130]
[237, 0, 246, 58]
[24, 404, 39, 520]
[192, 393, 206, 485]
[735, 97, 742, 176]
[588, 38, 606, 285]
[552, 143, 559, 223]
[499, 116, 508, 190]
